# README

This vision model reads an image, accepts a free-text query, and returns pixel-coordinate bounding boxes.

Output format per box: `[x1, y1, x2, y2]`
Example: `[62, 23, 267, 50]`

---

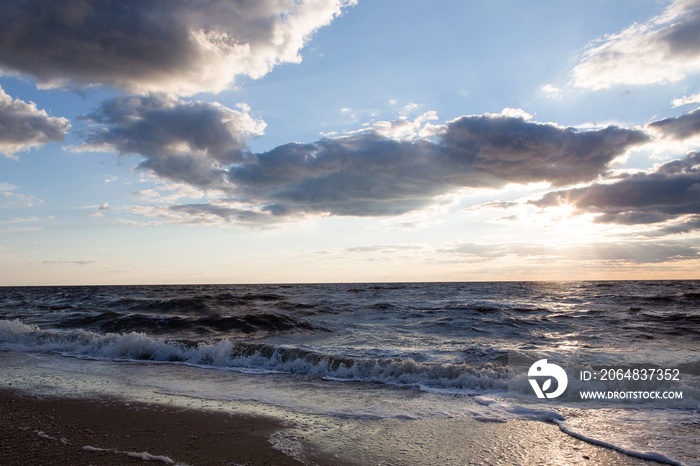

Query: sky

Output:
[1, 0, 700, 285]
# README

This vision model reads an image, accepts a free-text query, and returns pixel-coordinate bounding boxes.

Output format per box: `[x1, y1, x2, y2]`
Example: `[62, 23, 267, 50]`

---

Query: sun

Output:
[552, 200, 576, 219]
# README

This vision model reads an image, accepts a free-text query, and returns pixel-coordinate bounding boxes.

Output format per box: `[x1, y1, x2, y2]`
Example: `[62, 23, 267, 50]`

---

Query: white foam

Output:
[0, 319, 507, 393]
[82, 445, 107, 452]
[125, 451, 175, 464]
[3, 320, 697, 466]
[555, 421, 682, 466]
[35, 430, 55, 440]
[82, 445, 176, 464]
[269, 431, 306, 463]
[5, 349, 696, 466]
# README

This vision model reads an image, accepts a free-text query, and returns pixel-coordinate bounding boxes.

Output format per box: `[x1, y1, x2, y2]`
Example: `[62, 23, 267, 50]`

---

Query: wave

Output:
[0, 288, 302, 322]
[0, 319, 507, 393]
[51, 311, 320, 335]
[111, 292, 288, 314]
[637, 312, 700, 335]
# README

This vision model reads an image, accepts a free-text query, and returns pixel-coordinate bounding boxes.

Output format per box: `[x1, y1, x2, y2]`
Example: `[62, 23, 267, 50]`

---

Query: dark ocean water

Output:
[0, 281, 698, 464]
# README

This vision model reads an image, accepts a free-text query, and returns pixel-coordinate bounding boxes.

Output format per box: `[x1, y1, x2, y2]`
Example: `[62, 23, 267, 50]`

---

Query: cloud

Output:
[530, 152, 700, 231]
[81, 100, 647, 223]
[168, 202, 274, 224]
[436, 114, 647, 187]
[0, 86, 70, 158]
[647, 107, 700, 140]
[0, 216, 41, 233]
[88, 202, 110, 217]
[221, 114, 646, 219]
[37, 260, 96, 266]
[540, 84, 563, 100]
[122, 111, 643, 223]
[445, 241, 699, 264]
[344, 245, 424, 253]
[570, 0, 700, 89]
[79, 94, 265, 188]
[672, 92, 700, 107]
[0, 0, 354, 95]
[1, 190, 42, 208]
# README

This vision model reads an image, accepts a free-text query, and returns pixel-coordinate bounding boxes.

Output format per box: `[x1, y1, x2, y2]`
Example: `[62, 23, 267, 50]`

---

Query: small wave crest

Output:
[0, 319, 507, 393]
[52, 311, 320, 335]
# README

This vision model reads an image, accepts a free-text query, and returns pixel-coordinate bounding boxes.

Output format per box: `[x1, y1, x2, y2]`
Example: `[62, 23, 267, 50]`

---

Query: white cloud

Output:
[370, 111, 438, 140]
[86, 202, 110, 217]
[672, 92, 700, 107]
[399, 103, 420, 116]
[0, 86, 70, 158]
[134, 183, 207, 203]
[499, 108, 533, 120]
[37, 260, 96, 266]
[540, 83, 563, 100]
[445, 240, 698, 265]
[570, 0, 700, 90]
[1, 190, 42, 208]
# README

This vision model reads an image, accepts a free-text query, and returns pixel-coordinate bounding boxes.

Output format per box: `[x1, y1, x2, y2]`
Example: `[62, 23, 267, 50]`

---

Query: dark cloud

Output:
[229, 135, 447, 217]
[80, 94, 265, 189]
[531, 153, 700, 230]
[81, 108, 646, 221]
[0, 0, 352, 95]
[647, 216, 700, 236]
[439, 115, 647, 187]
[0, 86, 70, 157]
[223, 115, 646, 218]
[648, 107, 700, 140]
[657, 0, 700, 59]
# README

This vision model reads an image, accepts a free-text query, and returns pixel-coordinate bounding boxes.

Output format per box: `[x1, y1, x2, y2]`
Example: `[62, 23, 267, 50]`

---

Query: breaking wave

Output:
[0, 319, 506, 393]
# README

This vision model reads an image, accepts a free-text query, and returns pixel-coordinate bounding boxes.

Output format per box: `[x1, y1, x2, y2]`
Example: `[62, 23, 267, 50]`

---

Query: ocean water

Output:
[0, 281, 698, 464]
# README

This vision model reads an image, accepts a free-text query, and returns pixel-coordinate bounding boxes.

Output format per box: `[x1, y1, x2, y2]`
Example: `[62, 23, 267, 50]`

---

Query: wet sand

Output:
[0, 348, 666, 466]
[0, 389, 322, 465]
[0, 388, 662, 466]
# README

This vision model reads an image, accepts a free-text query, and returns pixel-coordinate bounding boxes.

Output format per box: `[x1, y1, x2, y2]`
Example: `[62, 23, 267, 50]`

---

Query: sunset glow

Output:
[0, 0, 699, 284]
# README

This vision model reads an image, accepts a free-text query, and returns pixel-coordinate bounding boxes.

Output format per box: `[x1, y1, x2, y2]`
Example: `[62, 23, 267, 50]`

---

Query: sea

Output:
[0, 281, 698, 465]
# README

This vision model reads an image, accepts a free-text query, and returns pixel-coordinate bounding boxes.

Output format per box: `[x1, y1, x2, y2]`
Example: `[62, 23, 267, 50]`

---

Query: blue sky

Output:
[1, 0, 699, 285]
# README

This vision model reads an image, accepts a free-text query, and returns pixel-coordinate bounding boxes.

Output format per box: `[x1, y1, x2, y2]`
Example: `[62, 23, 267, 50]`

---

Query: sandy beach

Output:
[1, 281, 696, 466]
[0, 386, 665, 466]
[0, 0, 698, 462]
[0, 389, 320, 465]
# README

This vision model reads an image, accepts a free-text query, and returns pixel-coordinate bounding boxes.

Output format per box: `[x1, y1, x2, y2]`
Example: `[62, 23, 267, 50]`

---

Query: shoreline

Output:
[0, 388, 338, 465]
[0, 387, 664, 466]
